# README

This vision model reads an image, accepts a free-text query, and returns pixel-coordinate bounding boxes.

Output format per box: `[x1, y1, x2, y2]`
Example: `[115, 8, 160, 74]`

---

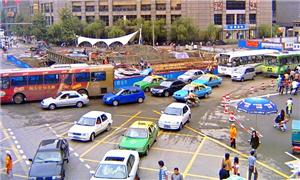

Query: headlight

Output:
[52, 175, 62, 179]
[106, 97, 111, 101]
[158, 89, 163, 93]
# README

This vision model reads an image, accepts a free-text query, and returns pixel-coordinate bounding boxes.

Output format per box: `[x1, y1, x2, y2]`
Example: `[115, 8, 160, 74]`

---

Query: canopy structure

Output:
[76, 30, 140, 47]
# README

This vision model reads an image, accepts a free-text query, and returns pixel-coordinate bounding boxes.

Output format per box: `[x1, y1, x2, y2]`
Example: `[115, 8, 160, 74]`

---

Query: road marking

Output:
[115, 114, 157, 120]
[81, 158, 99, 163]
[73, 152, 79, 157]
[0, 146, 14, 150]
[19, 149, 24, 154]
[160, 131, 197, 138]
[0, 136, 10, 142]
[85, 164, 91, 169]
[80, 111, 141, 158]
[186, 173, 218, 180]
[285, 151, 299, 160]
[152, 110, 161, 116]
[183, 136, 207, 178]
[0, 172, 28, 179]
[9, 131, 14, 135]
[229, 92, 280, 103]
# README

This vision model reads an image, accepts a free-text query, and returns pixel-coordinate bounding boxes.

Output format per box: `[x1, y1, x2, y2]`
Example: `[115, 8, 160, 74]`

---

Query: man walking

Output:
[229, 124, 237, 149]
[248, 150, 258, 180]
[158, 160, 168, 180]
[286, 98, 293, 117]
[171, 167, 183, 180]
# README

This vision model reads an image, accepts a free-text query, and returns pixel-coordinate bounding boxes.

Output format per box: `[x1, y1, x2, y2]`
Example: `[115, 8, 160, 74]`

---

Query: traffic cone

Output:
[226, 95, 231, 103]
[224, 104, 229, 114]
[261, 83, 266, 90]
[221, 95, 227, 107]
[229, 111, 236, 122]
[270, 80, 275, 88]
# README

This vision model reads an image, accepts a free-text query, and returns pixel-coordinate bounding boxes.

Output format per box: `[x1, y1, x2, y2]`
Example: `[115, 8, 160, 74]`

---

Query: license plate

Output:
[73, 136, 81, 139]
[164, 125, 170, 129]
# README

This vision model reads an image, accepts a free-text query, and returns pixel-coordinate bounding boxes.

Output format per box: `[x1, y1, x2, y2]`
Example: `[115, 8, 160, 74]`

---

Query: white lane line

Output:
[14, 140, 19, 144]
[89, 170, 95, 174]
[19, 149, 24, 154]
[12, 136, 16, 140]
[85, 164, 91, 169]
[73, 152, 79, 157]
[285, 151, 300, 160]
[69, 147, 74, 151]
[9, 131, 14, 135]
[45, 124, 50, 127]
[79, 158, 84, 163]
[22, 155, 27, 159]
[25, 160, 31, 165]
[7, 128, 11, 131]
[16, 145, 21, 149]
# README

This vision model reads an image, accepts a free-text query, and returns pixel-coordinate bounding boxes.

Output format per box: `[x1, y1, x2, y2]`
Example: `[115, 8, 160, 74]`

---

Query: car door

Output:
[126, 157, 133, 180]
[182, 105, 189, 123]
[56, 93, 70, 107]
[61, 139, 69, 160]
[169, 82, 177, 94]
[68, 93, 80, 106]
[128, 155, 137, 179]
[95, 117, 103, 135]
[148, 127, 155, 146]
[101, 114, 109, 131]
[119, 90, 130, 104]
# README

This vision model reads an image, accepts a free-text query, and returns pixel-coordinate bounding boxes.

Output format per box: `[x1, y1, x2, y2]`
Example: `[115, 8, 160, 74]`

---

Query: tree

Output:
[258, 24, 271, 38]
[32, 13, 48, 41]
[47, 23, 64, 45]
[154, 19, 167, 43]
[206, 24, 220, 42]
[83, 20, 106, 38]
[171, 18, 199, 44]
[105, 25, 126, 38]
[11, 14, 32, 37]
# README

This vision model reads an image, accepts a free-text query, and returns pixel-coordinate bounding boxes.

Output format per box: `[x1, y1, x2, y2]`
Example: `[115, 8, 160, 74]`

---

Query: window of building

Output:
[44, 3, 50, 13]
[77, 16, 82, 20]
[86, 6, 95, 12]
[226, 0, 245, 10]
[141, 15, 151, 21]
[171, 4, 181, 10]
[99, 5, 108, 11]
[100, 16, 109, 26]
[113, 15, 123, 23]
[50, 2, 53, 13]
[141, 4, 151, 11]
[156, 3, 166, 10]
[156, 15, 166, 23]
[226, 14, 234, 24]
[126, 15, 137, 21]
[113, 5, 136, 11]
[86, 16, 95, 23]
[72, 6, 81, 12]
[214, 14, 222, 25]
[249, 13, 256, 24]
[171, 15, 181, 23]
[237, 14, 245, 24]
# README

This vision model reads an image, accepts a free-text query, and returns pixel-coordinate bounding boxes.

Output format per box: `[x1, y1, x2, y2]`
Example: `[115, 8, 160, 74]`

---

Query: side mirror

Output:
[28, 158, 32, 162]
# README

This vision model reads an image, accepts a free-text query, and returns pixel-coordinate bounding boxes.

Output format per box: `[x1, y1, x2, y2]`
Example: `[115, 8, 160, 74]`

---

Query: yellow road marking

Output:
[81, 158, 100, 163]
[0, 146, 14, 150]
[186, 173, 218, 180]
[0, 136, 10, 143]
[183, 136, 207, 178]
[161, 131, 197, 138]
[115, 114, 157, 120]
[80, 111, 141, 158]
[0, 159, 23, 171]
[152, 110, 161, 116]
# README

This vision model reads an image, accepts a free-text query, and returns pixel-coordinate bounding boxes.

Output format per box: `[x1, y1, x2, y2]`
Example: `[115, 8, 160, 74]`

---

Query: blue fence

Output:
[7, 55, 32, 68]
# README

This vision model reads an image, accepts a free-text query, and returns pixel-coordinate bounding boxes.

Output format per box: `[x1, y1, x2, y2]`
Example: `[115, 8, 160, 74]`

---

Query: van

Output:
[231, 66, 256, 81]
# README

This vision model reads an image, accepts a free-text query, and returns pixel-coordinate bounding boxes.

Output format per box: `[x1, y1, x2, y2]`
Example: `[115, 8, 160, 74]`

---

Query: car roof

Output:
[187, 69, 201, 72]
[82, 111, 106, 118]
[101, 150, 137, 165]
[121, 86, 142, 91]
[149, 75, 164, 78]
[130, 121, 154, 128]
[38, 138, 62, 151]
[59, 91, 79, 94]
[202, 73, 216, 77]
[168, 102, 187, 109]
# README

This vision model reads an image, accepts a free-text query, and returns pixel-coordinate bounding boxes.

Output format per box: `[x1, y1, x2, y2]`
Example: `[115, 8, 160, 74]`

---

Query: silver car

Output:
[41, 91, 89, 110]
[177, 69, 205, 83]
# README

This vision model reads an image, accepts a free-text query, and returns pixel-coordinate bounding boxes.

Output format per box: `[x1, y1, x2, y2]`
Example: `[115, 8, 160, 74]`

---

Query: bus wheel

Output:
[78, 89, 88, 96]
[13, 94, 24, 104]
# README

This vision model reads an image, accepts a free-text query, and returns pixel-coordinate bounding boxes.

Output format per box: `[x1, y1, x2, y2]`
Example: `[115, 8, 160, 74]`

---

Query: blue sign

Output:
[224, 24, 248, 30]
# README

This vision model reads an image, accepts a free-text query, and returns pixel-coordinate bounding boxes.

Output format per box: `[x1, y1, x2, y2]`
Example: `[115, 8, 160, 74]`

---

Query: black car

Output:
[151, 79, 186, 97]
[28, 138, 69, 180]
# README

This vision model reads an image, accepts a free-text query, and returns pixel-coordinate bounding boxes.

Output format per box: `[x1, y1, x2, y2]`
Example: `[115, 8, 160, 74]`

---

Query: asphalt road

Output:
[1, 73, 297, 180]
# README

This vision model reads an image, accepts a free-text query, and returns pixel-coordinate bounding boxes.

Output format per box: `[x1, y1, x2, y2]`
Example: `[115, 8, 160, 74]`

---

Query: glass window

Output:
[214, 14, 222, 25]
[11, 76, 27, 87]
[101, 114, 108, 121]
[0, 77, 10, 89]
[226, 1, 245, 10]
[237, 14, 245, 24]
[86, 16, 95, 23]
[249, 14, 256, 24]
[75, 72, 90, 82]
[69, 94, 79, 98]
[127, 159, 132, 176]
[86, 5, 95, 12]
[95, 164, 127, 179]
[226, 14, 235, 25]
[44, 74, 59, 84]
[28, 75, 43, 85]
[99, 5, 108, 11]
[141, 4, 151, 11]
[124, 128, 148, 138]
[91, 72, 106, 81]
[156, 3, 166, 10]
[72, 6, 81, 12]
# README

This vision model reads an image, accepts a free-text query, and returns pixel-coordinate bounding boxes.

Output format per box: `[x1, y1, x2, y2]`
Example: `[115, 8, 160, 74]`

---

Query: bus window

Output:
[91, 72, 106, 81]
[0, 77, 10, 89]
[11, 76, 28, 87]
[28, 75, 43, 85]
[280, 58, 287, 65]
[63, 74, 72, 85]
[44, 74, 59, 84]
[75, 72, 90, 82]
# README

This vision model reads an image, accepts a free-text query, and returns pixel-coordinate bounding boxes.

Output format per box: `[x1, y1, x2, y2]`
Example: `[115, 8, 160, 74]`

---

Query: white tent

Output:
[77, 30, 139, 47]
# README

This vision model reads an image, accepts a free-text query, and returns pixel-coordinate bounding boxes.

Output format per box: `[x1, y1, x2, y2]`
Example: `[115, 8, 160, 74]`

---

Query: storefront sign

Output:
[246, 40, 259, 47]
[224, 24, 248, 30]
[261, 42, 283, 51]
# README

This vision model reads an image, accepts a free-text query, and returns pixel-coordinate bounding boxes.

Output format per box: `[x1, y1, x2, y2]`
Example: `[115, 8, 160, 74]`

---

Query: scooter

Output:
[185, 97, 200, 107]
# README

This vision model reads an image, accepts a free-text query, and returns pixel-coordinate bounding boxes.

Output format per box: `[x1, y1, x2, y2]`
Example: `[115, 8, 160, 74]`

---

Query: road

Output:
[1, 72, 297, 180]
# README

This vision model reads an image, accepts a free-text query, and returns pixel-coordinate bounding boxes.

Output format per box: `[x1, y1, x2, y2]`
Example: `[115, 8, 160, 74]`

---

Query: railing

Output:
[47, 50, 86, 64]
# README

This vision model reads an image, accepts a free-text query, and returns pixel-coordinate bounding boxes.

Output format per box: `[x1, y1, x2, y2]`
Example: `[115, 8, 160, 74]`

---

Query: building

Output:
[274, 0, 300, 27]
[39, 0, 272, 40]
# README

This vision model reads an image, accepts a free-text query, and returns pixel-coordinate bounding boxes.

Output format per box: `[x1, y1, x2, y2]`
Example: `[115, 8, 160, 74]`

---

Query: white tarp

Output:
[77, 30, 139, 47]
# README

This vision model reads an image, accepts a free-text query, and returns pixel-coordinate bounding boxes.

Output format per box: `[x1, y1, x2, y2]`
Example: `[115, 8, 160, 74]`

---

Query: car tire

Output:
[13, 94, 24, 104]
[90, 133, 95, 141]
[241, 78, 244, 82]
[145, 87, 150, 92]
[164, 91, 169, 97]
[76, 101, 83, 108]
[137, 98, 144, 103]
[112, 100, 119, 106]
[252, 76, 255, 80]
[187, 115, 191, 123]
[144, 146, 149, 156]
[107, 123, 111, 131]
[178, 123, 183, 131]
[204, 93, 208, 98]
[49, 104, 56, 110]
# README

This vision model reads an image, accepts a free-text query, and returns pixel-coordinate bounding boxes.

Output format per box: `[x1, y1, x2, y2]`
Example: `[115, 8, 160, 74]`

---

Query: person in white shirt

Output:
[291, 80, 299, 95]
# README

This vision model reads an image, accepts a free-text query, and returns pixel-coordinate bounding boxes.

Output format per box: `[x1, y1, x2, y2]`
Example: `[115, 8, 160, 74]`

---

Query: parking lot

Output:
[0, 76, 295, 180]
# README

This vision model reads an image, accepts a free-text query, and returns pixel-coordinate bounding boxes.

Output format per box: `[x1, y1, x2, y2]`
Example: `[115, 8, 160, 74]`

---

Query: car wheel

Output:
[145, 87, 150, 92]
[90, 133, 95, 141]
[112, 100, 119, 106]
[204, 93, 208, 98]
[144, 146, 149, 156]
[107, 123, 111, 131]
[49, 104, 56, 110]
[178, 123, 183, 131]
[187, 115, 191, 123]
[137, 97, 144, 103]
[241, 77, 244, 82]
[252, 76, 255, 80]
[164, 91, 169, 97]
[76, 101, 83, 108]
[13, 94, 24, 104]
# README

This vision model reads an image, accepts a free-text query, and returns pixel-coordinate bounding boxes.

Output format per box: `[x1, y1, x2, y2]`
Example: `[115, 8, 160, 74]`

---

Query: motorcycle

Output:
[185, 96, 200, 107]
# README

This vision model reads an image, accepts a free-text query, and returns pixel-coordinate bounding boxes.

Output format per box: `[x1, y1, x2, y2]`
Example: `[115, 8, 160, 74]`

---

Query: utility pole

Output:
[152, 19, 155, 46]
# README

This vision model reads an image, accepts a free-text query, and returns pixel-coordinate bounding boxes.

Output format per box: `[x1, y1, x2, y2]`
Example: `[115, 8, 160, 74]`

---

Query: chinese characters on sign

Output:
[249, 0, 257, 10]
[213, 0, 223, 11]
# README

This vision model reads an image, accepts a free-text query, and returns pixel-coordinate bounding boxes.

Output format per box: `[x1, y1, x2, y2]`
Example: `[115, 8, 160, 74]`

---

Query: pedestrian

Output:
[250, 131, 260, 156]
[221, 153, 232, 176]
[284, 78, 291, 94]
[278, 78, 284, 94]
[291, 80, 299, 95]
[229, 124, 237, 149]
[248, 150, 258, 180]
[5, 150, 13, 177]
[158, 160, 168, 180]
[219, 164, 230, 179]
[232, 156, 240, 176]
[286, 98, 293, 117]
[171, 167, 183, 180]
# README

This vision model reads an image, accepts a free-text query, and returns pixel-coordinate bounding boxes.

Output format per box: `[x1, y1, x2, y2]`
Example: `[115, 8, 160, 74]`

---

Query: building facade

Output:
[39, 0, 272, 40]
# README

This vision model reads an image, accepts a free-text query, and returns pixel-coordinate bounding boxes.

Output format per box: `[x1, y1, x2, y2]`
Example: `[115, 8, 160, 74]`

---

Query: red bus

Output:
[0, 64, 114, 104]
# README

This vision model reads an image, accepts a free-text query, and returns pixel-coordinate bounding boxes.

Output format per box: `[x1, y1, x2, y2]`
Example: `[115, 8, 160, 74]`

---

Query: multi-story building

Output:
[39, 0, 272, 40]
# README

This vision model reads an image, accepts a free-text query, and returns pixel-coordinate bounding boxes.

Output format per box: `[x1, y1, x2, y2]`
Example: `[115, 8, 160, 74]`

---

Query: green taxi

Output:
[119, 121, 158, 155]
[134, 75, 166, 92]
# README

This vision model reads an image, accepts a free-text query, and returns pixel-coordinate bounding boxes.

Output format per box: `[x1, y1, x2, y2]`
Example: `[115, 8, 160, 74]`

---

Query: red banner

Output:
[246, 40, 259, 47]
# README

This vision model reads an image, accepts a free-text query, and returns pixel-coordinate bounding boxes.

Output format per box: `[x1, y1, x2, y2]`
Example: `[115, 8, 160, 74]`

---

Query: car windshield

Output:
[182, 85, 194, 91]
[233, 68, 245, 74]
[183, 71, 194, 76]
[142, 76, 153, 83]
[112, 89, 123, 95]
[77, 117, 96, 126]
[54, 92, 63, 98]
[34, 151, 62, 163]
[160, 81, 172, 87]
[124, 128, 148, 138]
[164, 107, 182, 116]
[94, 164, 127, 179]
[197, 75, 210, 81]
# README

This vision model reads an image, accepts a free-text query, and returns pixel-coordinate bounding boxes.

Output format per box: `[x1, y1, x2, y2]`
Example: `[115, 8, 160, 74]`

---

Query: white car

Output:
[90, 150, 139, 180]
[68, 111, 113, 141]
[41, 91, 89, 110]
[177, 69, 205, 83]
[158, 103, 191, 130]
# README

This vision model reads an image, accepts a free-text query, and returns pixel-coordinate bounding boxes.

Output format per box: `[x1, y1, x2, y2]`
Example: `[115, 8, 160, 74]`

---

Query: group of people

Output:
[158, 160, 183, 180]
[277, 68, 300, 95]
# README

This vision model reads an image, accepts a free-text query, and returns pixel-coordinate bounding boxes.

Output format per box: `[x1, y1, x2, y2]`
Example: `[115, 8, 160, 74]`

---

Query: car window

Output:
[96, 117, 101, 124]
[127, 159, 132, 176]
[77, 117, 96, 126]
[164, 107, 182, 116]
[128, 155, 135, 171]
[124, 128, 148, 138]
[122, 90, 130, 95]
[69, 94, 80, 98]
[34, 151, 62, 163]
[60, 94, 70, 99]
[101, 114, 108, 122]
[95, 164, 127, 179]
[183, 106, 188, 114]
[148, 127, 152, 135]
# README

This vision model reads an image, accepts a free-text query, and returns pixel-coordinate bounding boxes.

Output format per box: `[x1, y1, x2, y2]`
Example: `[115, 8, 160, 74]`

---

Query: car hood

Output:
[152, 86, 167, 90]
[119, 136, 148, 149]
[192, 79, 208, 85]
[159, 114, 182, 124]
[231, 72, 242, 77]
[69, 124, 94, 134]
[134, 81, 148, 87]
[103, 93, 116, 99]
[29, 162, 62, 177]
[173, 90, 188, 97]
[178, 74, 190, 80]
[42, 97, 55, 102]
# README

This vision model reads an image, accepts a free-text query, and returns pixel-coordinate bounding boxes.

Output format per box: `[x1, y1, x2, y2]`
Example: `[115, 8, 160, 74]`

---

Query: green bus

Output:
[262, 52, 300, 76]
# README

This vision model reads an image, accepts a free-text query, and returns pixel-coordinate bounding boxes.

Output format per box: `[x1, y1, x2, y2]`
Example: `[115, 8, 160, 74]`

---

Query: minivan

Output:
[231, 66, 256, 81]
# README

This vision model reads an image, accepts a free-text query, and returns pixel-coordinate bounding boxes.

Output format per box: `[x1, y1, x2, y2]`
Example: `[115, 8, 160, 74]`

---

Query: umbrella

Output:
[237, 97, 278, 129]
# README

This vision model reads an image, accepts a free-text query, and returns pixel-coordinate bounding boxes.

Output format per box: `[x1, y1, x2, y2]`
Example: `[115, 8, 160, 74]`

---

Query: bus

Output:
[262, 51, 300, 76]
[0, 64, 114, 104]
[217, 49, 279, 76]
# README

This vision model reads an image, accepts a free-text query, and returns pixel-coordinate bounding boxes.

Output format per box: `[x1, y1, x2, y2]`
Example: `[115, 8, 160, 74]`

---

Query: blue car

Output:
[173, 84, 212, 101]
[192, 74, 222, 87]
[103, 86, 145, 106]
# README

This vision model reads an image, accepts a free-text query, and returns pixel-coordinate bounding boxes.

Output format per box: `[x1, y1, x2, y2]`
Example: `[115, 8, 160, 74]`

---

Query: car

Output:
[173, 83, 212, 101]
[118, 121, 158, 155]
[90, 150, 139, 180]
[103, 87, 145, 106]
[158, 103, 191, 130]
[192, 74, 222, 87]
[133, 75, 166, 92]
[177, 69, 205, 83]
[28, 138, 69, 180]
[231, 66, 256, 81]
[150, 79, 186, 97]
[68, 111, 113, 141]
[41, 91, 89, 110]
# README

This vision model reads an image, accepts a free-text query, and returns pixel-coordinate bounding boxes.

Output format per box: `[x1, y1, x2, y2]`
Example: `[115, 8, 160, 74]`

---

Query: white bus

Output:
[216, 49, 279, 76]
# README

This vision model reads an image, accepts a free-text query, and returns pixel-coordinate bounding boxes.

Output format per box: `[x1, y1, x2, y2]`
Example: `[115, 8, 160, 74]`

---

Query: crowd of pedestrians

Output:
[276, 67, 300, 95]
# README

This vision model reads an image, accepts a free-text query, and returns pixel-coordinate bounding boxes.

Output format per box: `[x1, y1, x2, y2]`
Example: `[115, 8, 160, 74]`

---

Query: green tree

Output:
[171, 18, 199, 44]
[258, 24, 271, 38]
[154, 19, 167, 43]
[105, 25, 126, 38]
[206, 24, 220, 42]
[11, 14, 32, 37]
[83, 20, 106, 38]
[32, 13, 48, 40]
[47, 23, 64, 45]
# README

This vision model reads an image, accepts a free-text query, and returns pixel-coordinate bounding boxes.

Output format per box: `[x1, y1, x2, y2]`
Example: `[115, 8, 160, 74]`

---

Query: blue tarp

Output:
[7, 55, 32, 68]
